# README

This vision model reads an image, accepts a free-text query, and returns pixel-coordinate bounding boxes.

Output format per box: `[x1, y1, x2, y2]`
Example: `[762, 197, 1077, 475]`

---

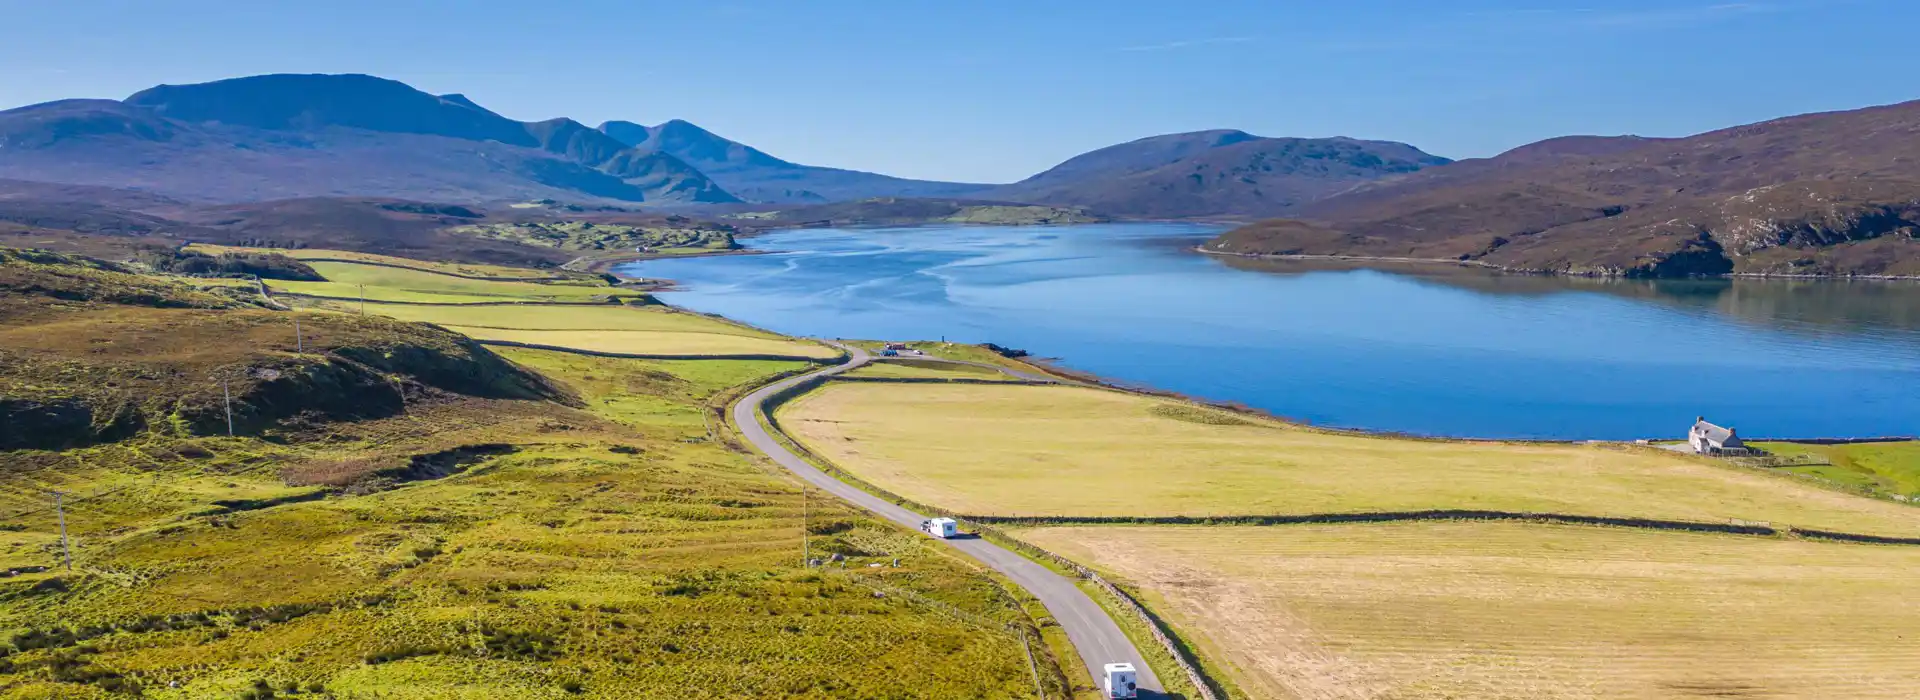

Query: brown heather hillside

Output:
[1208, 100, 1920, 276]
[0, 249, 570, 451]
[987, 130, 1451, 219]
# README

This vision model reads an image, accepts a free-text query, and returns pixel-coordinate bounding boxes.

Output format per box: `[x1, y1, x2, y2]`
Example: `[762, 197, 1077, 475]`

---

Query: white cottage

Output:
[1688, 417, 1747, 455]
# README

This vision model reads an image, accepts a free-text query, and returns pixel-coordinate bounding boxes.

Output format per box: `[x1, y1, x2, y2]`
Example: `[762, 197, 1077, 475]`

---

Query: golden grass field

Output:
[186, 244, 577, 280]
[776, 383, 1920, 537]
[270, 261, 644, 304]
[1023, 522, 1920, 700]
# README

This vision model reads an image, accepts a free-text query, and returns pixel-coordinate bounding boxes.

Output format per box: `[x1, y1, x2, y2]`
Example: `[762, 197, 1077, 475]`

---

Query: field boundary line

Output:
[957, 511, 1920, 546]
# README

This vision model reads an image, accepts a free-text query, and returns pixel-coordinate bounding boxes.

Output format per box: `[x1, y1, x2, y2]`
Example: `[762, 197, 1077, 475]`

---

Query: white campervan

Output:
[1103, 662, 1138, 699]
[919, 517, 958, 539]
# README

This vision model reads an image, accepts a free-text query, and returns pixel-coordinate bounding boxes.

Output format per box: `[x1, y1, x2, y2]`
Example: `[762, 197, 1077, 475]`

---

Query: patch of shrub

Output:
[136, 249, 323, 281]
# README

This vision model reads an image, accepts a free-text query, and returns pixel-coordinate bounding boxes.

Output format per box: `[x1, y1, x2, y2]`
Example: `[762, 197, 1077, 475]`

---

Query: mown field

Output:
[843, 359, 1021, 382]
[269, 261, 645, 304]
[303, 299, 838, 359]
[185, 245, 579, 281]
[777, 383, 1920, 537]
[0, 249, 1067, 698]
[1023, 522, 1920, 700]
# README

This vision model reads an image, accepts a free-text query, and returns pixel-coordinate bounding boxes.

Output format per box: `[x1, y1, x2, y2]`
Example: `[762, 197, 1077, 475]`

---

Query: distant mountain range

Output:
[598, 119, 991, 203]
[1206, 100, 1920, 277]
[3, 71, 1915, 276]
[0, 74, 734, 205]
[0, 72, 1449, 217]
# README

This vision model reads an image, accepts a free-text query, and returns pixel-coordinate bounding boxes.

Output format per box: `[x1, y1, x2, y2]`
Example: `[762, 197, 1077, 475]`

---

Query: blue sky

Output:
[3, 0, 1913, 183]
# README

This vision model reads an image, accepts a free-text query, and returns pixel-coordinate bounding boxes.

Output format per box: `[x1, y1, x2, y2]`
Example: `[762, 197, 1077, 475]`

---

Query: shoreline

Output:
[573, 248, 769, 277]
[1196, 246, 1920, 281]
[582, 227, 1916, 444]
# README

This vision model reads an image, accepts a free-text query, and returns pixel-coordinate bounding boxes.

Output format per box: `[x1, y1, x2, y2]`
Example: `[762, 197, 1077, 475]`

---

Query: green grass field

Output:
[777, 383, 1920, 537]
[270, 261, 644, 304]
[1024, 522, 1920, 700]
[844, 359, 1020, 381]
[304, 299, 837, 359]
[1750, 441, 1920, 499]
[454, 326, 837, 359]
[315, 301, 774, 336]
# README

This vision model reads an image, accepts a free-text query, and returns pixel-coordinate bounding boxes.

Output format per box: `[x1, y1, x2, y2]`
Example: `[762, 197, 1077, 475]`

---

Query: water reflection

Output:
[1218, 257, 1920, 338]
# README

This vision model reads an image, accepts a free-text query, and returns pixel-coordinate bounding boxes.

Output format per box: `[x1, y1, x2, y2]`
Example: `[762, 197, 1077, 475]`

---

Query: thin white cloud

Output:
[1120, 36, 1255, 52]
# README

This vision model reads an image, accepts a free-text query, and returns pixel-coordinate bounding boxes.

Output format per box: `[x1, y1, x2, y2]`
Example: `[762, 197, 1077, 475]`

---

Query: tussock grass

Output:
[1024, 522, 1920, 700]
[0, 256, 1054, 697]
[776, 383, 1920, 537]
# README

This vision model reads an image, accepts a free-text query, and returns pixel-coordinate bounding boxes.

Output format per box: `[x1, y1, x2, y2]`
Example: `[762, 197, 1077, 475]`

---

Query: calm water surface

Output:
[620, 224, 1920, 440]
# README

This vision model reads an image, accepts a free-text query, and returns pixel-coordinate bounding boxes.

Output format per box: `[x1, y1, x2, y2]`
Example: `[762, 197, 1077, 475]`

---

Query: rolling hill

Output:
[598, 119, 990, 203]
[0, 74, 736, 206]
[983, 130, 1452, 219]
[1207, 100, 1920, 277]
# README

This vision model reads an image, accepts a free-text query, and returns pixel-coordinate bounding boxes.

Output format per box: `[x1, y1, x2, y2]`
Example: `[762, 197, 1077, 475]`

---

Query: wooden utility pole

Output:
[51, 491, 71, 572]
[358, 284, 366, 316]
[221, 375, 234, 437]
[294, 317, 303, 354]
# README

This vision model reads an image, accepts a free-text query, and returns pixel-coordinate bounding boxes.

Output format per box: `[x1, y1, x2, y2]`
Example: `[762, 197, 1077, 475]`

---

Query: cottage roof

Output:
[1693, 418, 1735, 444]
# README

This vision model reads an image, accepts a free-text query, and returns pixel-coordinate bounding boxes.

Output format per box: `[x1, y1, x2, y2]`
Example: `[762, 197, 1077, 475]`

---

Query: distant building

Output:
[1689, 417, 1748, 455]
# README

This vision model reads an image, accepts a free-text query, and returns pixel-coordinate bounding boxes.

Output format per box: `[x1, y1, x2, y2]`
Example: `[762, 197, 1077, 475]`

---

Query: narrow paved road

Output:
[734, 344, 1165, 697]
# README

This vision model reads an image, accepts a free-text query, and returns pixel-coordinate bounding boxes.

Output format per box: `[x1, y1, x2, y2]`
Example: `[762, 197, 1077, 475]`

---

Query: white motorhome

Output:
[1103, 662, 1138, 699]
[919, 517, 958, 539]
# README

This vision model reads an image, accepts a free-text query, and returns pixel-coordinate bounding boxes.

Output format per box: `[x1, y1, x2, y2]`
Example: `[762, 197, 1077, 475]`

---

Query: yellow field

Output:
[451, 326, 836, 358]
[187, 244, 576, 280]
[1023, 522, 1920, 699]
[271, 261, 643, 304]
[844, 359, 1020, 381]
[777, 383, 1920, 537]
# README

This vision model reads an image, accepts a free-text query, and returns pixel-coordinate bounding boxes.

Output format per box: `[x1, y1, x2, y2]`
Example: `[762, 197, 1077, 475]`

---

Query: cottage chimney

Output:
[1696, 416, 1704, 423]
